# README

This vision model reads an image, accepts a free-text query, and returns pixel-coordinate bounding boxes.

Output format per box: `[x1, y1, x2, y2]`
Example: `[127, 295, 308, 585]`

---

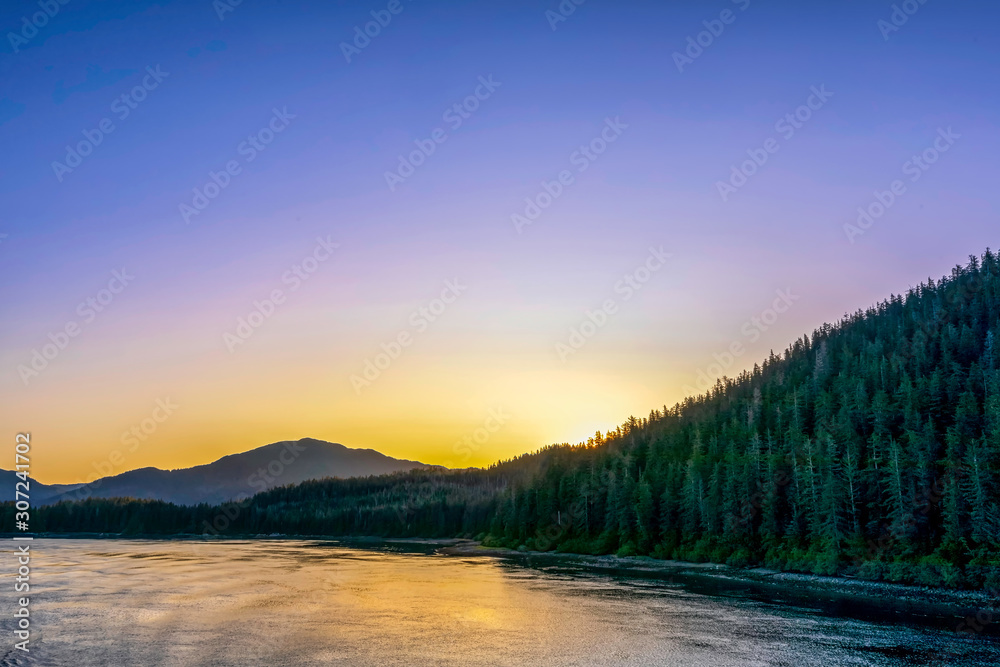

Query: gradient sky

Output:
[1, 0, 998, 484]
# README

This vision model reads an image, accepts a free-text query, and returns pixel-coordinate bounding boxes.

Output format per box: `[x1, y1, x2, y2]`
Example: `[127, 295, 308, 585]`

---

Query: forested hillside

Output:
[10, 250, 1000, 589]
[486, 251, 1000, 589]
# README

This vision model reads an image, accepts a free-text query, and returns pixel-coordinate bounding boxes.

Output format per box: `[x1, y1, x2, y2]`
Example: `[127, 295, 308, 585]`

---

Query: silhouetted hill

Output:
[35, 438, 436, 506]
[1, 470, 81, 504]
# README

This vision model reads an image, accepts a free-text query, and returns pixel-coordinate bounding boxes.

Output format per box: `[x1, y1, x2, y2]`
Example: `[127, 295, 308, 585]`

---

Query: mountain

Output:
[26, 438, 436, 506]
[1, 470, 82, 505]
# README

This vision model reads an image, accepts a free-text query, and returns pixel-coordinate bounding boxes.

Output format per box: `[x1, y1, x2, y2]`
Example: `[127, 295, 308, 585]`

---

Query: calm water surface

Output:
[3, 539, 999, 666]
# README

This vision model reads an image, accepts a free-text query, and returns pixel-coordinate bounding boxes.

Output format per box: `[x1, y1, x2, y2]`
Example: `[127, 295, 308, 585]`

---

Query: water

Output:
[3, 539, 998, 666]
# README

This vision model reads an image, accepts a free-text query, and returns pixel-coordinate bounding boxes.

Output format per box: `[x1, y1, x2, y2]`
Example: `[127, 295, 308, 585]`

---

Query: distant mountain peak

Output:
[19, 438, 438, 507]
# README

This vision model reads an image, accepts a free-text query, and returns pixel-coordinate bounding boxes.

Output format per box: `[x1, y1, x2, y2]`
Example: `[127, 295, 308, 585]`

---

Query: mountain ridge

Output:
[4, 438, 437, 506]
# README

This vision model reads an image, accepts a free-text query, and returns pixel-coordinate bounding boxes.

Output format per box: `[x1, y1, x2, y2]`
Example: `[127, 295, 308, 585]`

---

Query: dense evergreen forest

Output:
[8, 251, 1000, 589]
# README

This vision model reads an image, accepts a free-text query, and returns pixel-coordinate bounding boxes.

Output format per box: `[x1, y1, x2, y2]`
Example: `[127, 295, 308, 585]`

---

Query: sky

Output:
[1, 0, 998, 484]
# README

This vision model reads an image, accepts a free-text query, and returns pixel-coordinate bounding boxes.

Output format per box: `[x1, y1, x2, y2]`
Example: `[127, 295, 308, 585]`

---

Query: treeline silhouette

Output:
[8, 250, 1000, 589]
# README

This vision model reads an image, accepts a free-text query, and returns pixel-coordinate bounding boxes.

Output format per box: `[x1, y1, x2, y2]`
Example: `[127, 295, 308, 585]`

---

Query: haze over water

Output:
[5, 539, 998, 666]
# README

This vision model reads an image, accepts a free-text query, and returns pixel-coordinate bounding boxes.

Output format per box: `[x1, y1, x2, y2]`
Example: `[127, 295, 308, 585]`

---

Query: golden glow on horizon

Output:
[15, 349, 689, 484]
[4, 235, 810, 486]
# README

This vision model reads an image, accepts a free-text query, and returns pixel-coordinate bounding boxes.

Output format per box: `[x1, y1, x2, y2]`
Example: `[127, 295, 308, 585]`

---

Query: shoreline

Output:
[440, 541, 1000, 621]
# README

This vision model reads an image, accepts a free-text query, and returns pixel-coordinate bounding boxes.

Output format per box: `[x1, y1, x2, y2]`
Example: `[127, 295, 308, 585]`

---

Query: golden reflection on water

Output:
[10, 539, 998, 667]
